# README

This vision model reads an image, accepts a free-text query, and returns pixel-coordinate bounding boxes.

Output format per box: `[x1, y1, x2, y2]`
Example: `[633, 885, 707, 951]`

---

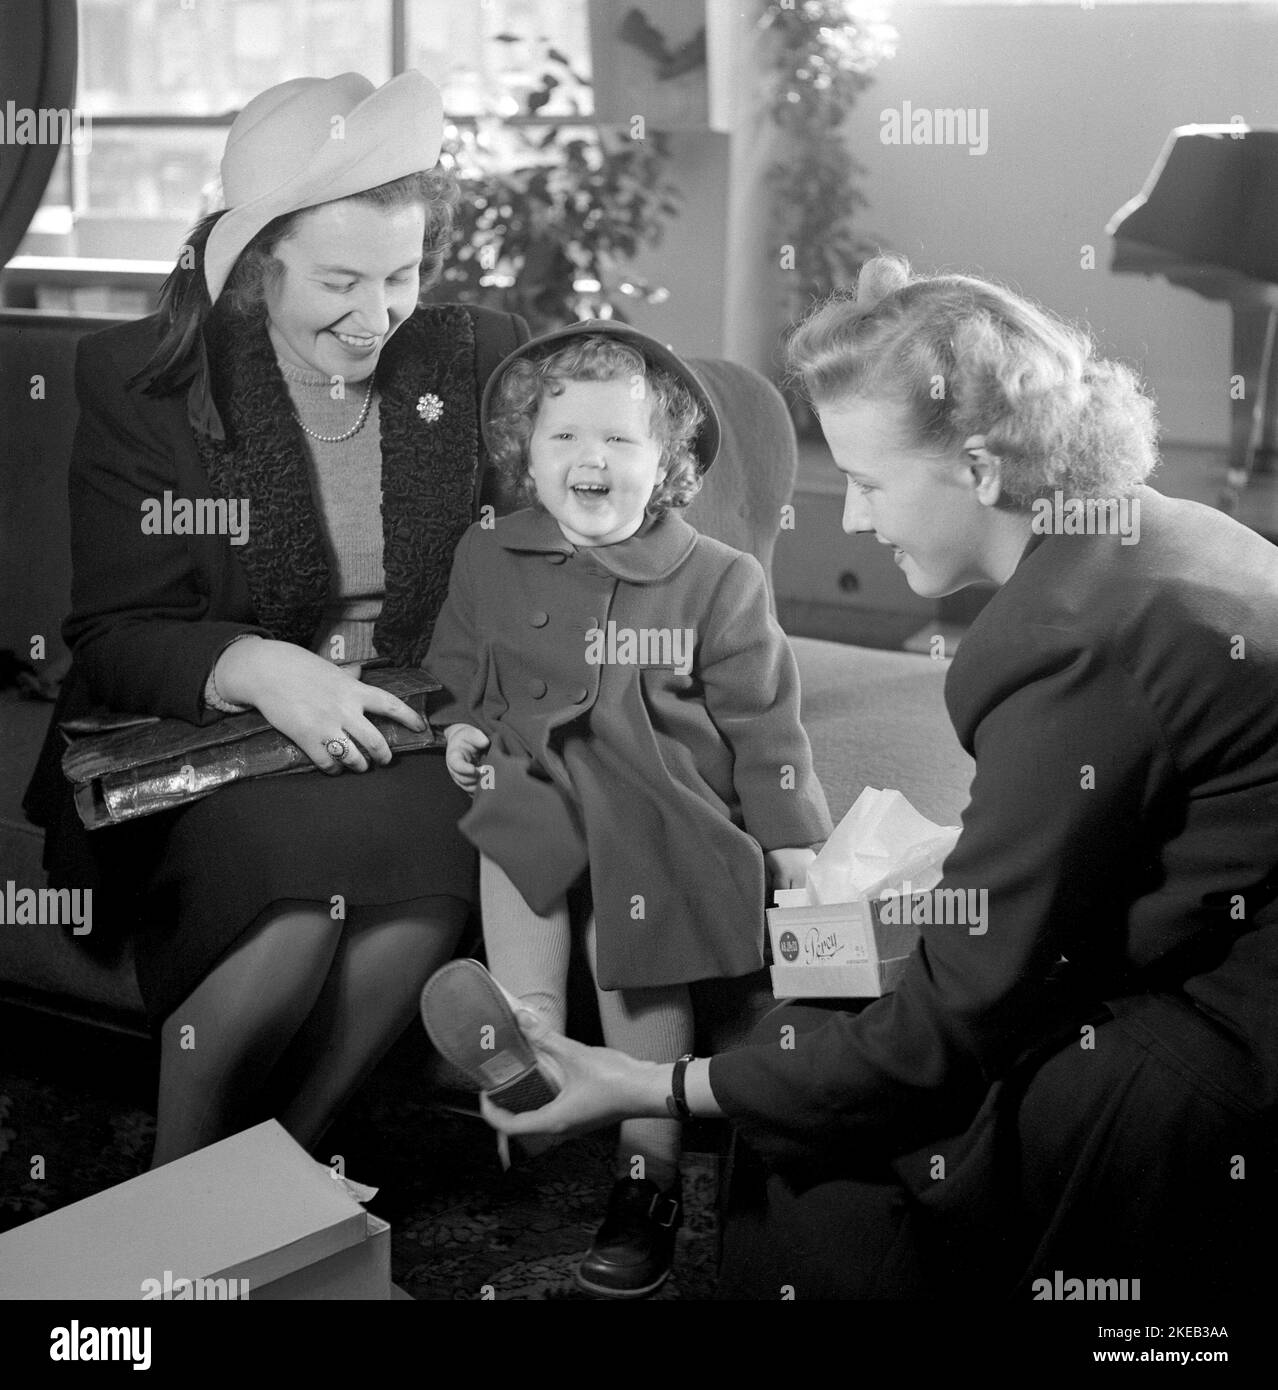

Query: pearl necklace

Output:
[292, 377, 375, 443]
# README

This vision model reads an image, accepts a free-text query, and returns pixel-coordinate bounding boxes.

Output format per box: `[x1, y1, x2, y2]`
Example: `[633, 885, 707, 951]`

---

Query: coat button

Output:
[547, 552, 567, 565]
[571, 686, 590, 704]
[529, 610, 549, 627]
[529, 678, 547, 698]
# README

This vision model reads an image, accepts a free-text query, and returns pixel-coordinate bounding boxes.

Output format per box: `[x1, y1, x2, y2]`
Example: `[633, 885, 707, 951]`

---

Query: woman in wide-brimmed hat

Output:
[479, 255, 1278, 1301]
[25, 71, 528, 1165]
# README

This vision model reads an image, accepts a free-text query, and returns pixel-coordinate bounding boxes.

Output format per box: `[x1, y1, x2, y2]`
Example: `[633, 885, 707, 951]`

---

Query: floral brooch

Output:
[416, 393, 444, 423]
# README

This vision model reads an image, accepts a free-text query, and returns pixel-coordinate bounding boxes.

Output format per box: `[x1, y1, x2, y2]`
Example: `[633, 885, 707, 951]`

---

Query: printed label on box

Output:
[766, 900, 922, 999]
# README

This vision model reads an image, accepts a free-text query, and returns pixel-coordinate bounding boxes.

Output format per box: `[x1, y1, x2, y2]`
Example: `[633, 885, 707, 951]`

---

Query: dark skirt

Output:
[87, 749, 474, 1024]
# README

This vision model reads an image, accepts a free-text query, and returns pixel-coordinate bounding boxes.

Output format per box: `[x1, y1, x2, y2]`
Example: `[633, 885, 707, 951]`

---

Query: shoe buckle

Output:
[648, 1192, 681, 1228]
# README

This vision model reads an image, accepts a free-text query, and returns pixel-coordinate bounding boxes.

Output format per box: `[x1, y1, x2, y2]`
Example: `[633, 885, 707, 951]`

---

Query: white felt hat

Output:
[203, 70, 444, 303]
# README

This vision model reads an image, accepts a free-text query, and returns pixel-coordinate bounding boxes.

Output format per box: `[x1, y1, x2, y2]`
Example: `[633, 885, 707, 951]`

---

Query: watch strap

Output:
[665, 1053, 696, 1121]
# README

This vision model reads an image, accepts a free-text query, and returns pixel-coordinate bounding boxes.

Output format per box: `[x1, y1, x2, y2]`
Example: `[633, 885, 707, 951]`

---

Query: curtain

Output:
[0, 0, 78, 269]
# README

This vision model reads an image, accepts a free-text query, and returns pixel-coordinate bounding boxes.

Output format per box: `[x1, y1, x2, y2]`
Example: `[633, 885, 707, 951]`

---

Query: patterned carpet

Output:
[0, 1007, 721, 1300]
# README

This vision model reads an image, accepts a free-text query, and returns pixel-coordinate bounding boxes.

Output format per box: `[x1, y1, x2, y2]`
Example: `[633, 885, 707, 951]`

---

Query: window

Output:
[406, 0, 591, 118]
[25, 0, 590, 263]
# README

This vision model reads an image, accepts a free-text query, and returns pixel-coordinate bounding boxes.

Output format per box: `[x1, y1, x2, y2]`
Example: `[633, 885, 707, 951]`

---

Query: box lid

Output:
[0, 1120, 369, 1300]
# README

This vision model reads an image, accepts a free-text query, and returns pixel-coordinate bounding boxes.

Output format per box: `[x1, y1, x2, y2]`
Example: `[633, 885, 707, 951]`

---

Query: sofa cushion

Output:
[791, 635, 973, 828]
[0, 696, 144, 1019]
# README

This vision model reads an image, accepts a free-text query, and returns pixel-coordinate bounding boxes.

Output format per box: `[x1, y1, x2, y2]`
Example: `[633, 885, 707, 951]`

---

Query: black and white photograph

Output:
[0, 0, 1275, 1364]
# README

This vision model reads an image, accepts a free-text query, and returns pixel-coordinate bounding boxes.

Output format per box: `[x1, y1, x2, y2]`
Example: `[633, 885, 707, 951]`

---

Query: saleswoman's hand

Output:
[478, 1010, 671, 1140]
[212, 637, 428, 772]
[764, 845, 817, 891]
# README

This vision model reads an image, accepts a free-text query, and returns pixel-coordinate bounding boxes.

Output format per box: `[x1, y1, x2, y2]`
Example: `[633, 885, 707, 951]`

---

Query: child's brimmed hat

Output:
[481, 319, 721, 471]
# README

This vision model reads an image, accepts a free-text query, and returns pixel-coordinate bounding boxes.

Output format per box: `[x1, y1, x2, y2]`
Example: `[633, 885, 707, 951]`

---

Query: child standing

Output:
[424, 321, 831, 1297]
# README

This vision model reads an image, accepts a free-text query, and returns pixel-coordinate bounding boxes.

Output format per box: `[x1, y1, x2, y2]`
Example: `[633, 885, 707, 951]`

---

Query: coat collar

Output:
[496, 507, 699, 583]
[192, 305, 480, 663]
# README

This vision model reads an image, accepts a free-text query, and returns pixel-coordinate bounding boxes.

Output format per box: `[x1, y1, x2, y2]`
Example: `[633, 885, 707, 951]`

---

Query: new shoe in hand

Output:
[419, 958, 559, 1114]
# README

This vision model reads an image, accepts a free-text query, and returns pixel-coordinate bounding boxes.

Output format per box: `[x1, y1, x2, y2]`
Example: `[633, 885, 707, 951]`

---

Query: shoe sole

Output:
[419, 959, 559, 1113]
[573, 1263, 672, 1300]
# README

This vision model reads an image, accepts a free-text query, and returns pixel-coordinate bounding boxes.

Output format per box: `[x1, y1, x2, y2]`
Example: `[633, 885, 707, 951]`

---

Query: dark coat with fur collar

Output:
[24, 304, 527, 876]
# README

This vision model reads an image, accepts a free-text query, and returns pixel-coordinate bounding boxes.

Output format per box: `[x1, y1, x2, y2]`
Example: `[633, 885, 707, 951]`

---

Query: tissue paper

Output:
[805, 787, 960, 906]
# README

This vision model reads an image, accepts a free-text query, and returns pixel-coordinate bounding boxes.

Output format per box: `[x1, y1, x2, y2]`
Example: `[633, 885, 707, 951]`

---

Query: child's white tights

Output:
[480, 855, 691, 1190]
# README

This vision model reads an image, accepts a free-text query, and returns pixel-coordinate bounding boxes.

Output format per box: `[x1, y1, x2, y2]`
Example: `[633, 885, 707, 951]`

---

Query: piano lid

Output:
[1108, 125, 1278, 303]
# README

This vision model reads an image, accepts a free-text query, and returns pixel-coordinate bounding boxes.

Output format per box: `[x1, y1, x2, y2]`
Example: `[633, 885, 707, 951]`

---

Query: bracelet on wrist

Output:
[205, 634, 254, 713]
[665, 1053, 696, 1122]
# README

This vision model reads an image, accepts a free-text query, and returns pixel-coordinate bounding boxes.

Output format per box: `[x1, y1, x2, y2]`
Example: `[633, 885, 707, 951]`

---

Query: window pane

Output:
[84, 127, 223, 220]
[407, 0, 592, 117]
[77, 0, 391, 115]
[36, 146, 74, 211]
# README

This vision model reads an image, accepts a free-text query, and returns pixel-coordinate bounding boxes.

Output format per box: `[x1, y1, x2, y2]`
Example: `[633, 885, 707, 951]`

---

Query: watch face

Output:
[779, 930, 800, 963]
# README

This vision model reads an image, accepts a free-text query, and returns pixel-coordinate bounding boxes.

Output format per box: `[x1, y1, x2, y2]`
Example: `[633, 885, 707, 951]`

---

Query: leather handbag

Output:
[60, 666, 443, 830]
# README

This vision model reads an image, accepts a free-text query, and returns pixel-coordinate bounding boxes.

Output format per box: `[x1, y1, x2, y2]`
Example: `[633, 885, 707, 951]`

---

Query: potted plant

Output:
[756, 1, 897, 425]
[433, 41, 683, 333]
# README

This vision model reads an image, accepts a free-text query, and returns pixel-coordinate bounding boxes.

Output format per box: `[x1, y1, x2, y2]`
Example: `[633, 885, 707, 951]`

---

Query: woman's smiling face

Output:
[527, 378, 667, 547]
[819, 396, 1003, 597]
[264, 198, 426, 382]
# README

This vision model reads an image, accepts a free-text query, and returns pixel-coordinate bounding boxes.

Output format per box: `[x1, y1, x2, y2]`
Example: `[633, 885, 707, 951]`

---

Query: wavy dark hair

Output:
[132, 167, 459, 396]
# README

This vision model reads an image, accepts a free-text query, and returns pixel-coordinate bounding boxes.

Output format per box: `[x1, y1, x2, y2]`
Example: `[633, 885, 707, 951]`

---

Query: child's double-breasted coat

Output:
[425, 506, 832, 990]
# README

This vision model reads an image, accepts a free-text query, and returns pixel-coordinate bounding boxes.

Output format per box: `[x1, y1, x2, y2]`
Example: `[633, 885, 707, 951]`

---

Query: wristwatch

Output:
[665, 1053, 696, 1121]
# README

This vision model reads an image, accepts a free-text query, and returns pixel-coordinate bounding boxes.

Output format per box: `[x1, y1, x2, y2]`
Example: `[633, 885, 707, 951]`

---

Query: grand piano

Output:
[1108, 124, 1278, 511]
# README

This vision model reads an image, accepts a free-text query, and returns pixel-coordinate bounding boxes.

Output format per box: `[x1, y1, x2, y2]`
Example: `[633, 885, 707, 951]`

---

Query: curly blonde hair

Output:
[786, 255, 1158, 505]
[487, 336, 705, 513]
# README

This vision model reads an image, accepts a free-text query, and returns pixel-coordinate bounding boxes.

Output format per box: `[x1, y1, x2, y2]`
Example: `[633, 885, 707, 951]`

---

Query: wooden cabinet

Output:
[778, 438, 931, 606]
[773, 475, 936, 647]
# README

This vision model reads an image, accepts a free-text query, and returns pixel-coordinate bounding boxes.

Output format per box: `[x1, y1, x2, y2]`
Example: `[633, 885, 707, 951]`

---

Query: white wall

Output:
[627, 2, 1278, 449]
[622, 130, 732, 359]
[832, 1, 1278, 447]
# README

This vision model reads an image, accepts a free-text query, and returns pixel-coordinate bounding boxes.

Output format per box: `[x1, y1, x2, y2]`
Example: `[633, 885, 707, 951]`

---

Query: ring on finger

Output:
[324, 736, 351, 760]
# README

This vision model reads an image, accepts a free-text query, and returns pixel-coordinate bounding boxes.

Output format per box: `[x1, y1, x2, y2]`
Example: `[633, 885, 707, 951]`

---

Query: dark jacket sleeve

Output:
[708, 623, 1176, 1166]
[700, 550, 832, 850]
[61, 332, 267, 723]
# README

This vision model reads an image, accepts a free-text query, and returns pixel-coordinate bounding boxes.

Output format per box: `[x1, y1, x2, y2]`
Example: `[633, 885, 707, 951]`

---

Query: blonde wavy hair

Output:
[786, 255, 1158, 504]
